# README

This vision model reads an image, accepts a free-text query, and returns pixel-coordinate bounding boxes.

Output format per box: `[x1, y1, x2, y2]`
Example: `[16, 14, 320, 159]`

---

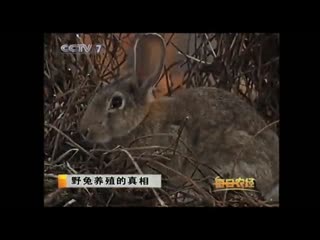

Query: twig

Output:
[51, 123, 62, 163]
[179, 52, 210, 65]
[101, 146, 125, 169]
[106, 192, 114, 207]
[148, 154, 172, 162]
[166, 33, 175, 46]
[118, 147, 168, 207]
[242, 191, 260, 206]
[51, 148, 79, 165]
[44, 173, 58, 179]
[173, 116, 189, 157]
[44, 70, 50, 79]
[50, 71, 89, 161]
[204, 33, 217, 58]
[229, 33, 238, 51]
[55, 89, 77, 100]
[45, 59, 51, 79]
[99, 35, 114, 76]
[171, 41, 211, 65]
[92, 146, 165, 152]
[63, 199, 76, 207]
[66, 161, 78, 174]
[45, 123, 97, 161]
[76, 34, 97, 77]
[65, 161, 91, 196]
[164, 65, 171, 96]
[148, 160, 214, 204]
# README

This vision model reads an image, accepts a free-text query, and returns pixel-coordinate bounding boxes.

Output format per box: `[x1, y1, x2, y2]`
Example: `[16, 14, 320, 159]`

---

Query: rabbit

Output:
[79, 33, 279, 203]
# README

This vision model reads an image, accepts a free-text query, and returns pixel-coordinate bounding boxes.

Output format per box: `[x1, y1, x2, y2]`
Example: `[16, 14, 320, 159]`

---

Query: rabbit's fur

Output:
[80, 33, 279, 203]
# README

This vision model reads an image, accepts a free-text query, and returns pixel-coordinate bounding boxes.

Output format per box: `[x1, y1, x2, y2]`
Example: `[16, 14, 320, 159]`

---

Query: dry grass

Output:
[44, 33, 279, 207]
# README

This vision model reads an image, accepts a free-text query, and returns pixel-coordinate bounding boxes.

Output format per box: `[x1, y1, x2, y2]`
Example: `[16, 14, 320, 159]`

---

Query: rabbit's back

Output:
[168, 87, 279, 199]
[172, 87, 268, 134]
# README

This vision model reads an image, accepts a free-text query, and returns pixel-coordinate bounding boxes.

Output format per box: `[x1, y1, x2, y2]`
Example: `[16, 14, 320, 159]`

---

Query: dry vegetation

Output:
[44, 33, 279, 207]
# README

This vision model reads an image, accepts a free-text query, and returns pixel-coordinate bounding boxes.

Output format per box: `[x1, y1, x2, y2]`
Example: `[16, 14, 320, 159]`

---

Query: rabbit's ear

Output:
[133, 33, 166, 91]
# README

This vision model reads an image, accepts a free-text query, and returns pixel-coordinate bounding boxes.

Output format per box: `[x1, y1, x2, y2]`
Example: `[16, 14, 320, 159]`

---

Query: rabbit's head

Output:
[79, 33, 166, 144]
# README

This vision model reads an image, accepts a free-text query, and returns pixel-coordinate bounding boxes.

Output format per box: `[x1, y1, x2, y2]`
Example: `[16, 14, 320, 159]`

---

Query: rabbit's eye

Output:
[110, 96, 123, 109]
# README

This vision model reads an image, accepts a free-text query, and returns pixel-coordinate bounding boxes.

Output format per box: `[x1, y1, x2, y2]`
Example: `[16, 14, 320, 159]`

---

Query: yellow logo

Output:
[213, 177, 257, 192]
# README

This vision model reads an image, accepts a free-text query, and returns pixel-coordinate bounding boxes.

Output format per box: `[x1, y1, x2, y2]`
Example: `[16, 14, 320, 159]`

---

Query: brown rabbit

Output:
[79, 33, 279, 203]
